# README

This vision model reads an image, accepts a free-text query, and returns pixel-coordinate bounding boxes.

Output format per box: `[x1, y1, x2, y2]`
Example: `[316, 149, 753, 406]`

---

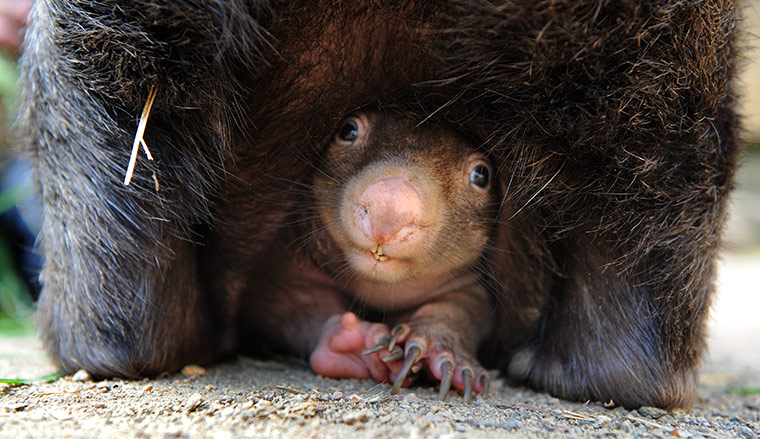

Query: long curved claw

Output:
[387, 324, 410, 352]
[382, 345, 404, 363]
[362, 335, 390, 356]
[390, 343, 423, 395]
[437, 358, 454, 401]
[461, 367, 474, 404]
[479, 373, 490, 399]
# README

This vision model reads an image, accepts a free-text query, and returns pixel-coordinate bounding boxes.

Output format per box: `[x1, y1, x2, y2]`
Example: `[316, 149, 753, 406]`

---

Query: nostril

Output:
[359, 205, 368, 217]
[352, 202, 373, 239]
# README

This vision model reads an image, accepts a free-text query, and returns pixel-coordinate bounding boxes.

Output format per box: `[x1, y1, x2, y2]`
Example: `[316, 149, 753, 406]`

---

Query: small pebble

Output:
[503, 419, 519, 430]
[71, 369, 92, 382]
[404, 393, 419, 403]
[668, 428, 692, 438]
[48, 409, 73, 420]
[5, 403, 28, 412]
[343, 410, 371, 425]
[597, 415, 612, 425]
[639, 406, 668, 419]
[181, 364, 207, 376]
[330, 391, 344, 401]
[186, 393, 204, 412]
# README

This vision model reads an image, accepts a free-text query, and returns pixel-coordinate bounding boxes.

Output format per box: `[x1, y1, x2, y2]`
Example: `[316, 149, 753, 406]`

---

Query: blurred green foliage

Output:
[0, 50, 18, 111]
[0, 371, 62, 385]
[0, 48, 34, 337]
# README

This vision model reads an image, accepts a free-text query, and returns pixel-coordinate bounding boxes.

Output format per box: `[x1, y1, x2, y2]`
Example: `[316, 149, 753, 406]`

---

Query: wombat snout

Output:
[352, 175, 423, 246]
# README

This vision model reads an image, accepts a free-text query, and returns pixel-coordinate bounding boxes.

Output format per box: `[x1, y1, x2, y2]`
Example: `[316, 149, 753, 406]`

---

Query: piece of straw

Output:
[123, 86, 157, 186]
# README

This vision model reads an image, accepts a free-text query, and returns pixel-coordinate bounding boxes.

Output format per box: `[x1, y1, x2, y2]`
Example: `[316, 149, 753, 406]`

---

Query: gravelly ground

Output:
[0, 349, 758, 439]
[0, 257, 758, 439]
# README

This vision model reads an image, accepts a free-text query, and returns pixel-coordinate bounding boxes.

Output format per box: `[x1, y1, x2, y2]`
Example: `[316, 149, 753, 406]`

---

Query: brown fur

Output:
[20, 0, 741, 409]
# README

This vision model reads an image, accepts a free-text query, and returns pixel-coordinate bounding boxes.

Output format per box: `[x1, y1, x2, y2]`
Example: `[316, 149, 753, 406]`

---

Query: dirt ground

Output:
[1, 256, 759, 439]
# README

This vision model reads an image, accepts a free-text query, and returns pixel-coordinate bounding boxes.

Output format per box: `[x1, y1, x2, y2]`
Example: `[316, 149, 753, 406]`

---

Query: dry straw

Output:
[123, 86, 157, 186]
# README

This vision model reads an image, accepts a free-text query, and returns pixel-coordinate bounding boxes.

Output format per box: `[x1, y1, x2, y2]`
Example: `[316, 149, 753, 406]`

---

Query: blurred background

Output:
[701, 0, 760, 390]
[0, 0, 35, 337]
[726, 0, 760, 250]
[0, 1, 757, 387]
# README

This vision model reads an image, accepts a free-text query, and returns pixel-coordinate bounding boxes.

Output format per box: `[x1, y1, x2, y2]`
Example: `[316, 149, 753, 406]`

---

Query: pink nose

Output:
[354, 176, 423, 243]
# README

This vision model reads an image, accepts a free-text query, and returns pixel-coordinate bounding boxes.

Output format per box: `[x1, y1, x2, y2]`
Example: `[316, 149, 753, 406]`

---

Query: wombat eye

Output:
[469, 164, 490, 189]
[333, 113, 370, 148]
[337, 120, 359, 142]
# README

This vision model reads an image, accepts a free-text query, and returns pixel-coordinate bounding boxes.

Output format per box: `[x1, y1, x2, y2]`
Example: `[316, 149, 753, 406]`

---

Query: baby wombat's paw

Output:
[309, 312, 399, 383]
[364, 323, 489, 403]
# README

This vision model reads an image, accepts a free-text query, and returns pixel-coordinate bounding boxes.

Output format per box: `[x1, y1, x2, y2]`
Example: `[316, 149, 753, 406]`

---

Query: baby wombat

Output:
[250, 111, 498, 401]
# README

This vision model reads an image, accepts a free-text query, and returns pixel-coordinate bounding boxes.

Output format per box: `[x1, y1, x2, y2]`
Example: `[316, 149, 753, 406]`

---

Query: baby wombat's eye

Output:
[465, 156, 492, 192]
[338, 120, 359, 142]
[470, 165, 490, 188]
[334, 114, 369, 146]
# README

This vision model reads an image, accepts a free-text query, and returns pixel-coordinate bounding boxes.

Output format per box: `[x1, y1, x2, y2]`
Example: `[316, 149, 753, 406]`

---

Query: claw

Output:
[387, 324, 410, 352]
[362, 335, 390, 356]
[382, 345, 403, 363]
[479, 373, 490, 399]
[437, 358, 454, 401]
[410, 362, 422, 374]
[461, 367, 474, 404]
[390, 343, 423, 395]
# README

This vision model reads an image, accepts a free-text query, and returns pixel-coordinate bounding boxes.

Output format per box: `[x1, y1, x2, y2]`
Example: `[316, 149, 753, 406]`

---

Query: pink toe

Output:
[340, 312, 359, 329]
[327, 326, 365, 353]
[451, 366, 484, 393]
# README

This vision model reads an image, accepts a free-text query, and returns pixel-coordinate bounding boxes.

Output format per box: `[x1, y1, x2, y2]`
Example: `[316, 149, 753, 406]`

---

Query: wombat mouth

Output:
[348, 247, 406, 279]
[370, 244, 388, 261]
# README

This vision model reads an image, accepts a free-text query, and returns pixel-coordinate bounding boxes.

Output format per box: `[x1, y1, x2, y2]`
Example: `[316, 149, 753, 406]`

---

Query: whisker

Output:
[509, 163, 564, 221]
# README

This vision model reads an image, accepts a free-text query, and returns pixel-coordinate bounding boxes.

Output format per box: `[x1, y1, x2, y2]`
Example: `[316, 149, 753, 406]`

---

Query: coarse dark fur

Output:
[19, 0, 741, 410]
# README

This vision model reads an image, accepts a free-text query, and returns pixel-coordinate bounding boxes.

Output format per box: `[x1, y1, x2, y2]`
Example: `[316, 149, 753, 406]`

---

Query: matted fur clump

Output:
[19, 0, 740, 410]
